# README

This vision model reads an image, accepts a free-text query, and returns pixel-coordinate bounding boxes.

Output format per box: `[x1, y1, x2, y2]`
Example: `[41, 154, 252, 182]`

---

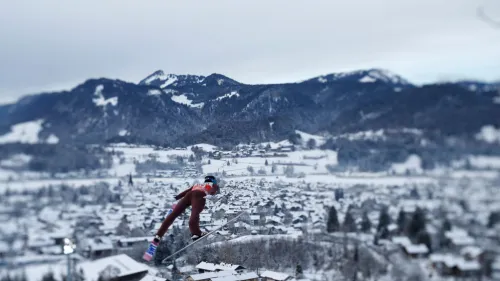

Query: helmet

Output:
[204, 175, 217, 184]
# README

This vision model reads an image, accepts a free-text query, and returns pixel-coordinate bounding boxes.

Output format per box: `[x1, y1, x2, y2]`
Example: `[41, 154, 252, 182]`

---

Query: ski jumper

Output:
[156, 183, 218, 237]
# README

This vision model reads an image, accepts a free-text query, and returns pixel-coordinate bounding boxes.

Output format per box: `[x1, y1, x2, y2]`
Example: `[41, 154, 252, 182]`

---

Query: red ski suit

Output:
[156, 183, 218, 237]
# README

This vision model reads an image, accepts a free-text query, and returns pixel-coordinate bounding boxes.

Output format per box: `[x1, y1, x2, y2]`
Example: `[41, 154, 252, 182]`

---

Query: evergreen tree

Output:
[416, 231, 432, 253]
[396, 209, 406, 234]
[128, 174, 133, 186]
[274, 205, 279, 215]
[343, 210, 357, 232]
[443, 218, 452, 231]
[171, 261, 181, 281]
[377, 206, 391, 232]
[154, 240, 172, 266]
[295, 264, 303, 278]
[271, 164, 277, 173]
[361, 211, 372, 233]
[408, 207, 426, 239]
[488, 211, 500, 228]
[207, 159, 211, 165]
[265, 159, 269, 166]
[41, 271, 56, 281]
[306, 139, 317, 150]
[327, 206, 340, 233]
[188, 154, 195, 162]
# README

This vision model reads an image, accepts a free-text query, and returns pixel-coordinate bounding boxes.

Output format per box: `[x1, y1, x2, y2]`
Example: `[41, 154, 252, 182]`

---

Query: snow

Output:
[295, 130, 326, 147]
[390, 154, 423, 174]
[359, 76, 377, 83]
[93, 85, 118, 108]
[160, 75, 178, 88]
[0, 119, 44, 144]
[217, 79, 224, 85]
[216, 91, 240, 101]
[78, 254, 149, 281]
[46, 134, 59, 144]
[336, 129, 386, 141]
[468, 155, 500, 169]
[476, 125, 500, 143]
[0, 154, 32, 168]
[171, 94, 204, 108]
[317, 76, 327, 83]
[188, 143, 218, 152]
[147, 89, 163, 96]
[494, 95, 500, 104]
[260, 270, 291, 281]
[188, 270, 235, 281]
[403, 243, 429, 254]
[119, 130, 128, 137]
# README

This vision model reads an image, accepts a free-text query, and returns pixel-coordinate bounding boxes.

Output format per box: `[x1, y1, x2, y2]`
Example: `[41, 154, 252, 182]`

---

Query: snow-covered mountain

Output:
[1, 69, 499, 156]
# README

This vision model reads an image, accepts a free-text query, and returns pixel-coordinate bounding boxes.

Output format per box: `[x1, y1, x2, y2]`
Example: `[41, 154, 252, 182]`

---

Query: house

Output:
[117, 237, 149, 248]
[195, 262, 245, 274]
[215, 262, 246, 273]
[445, 228, 475, 249]
[186, 271, 234, 281]
[83, 237, 114, 259]
[78, 254, 149, 281]
[250, 215, 260, 226]
[402, 244, 429, 258]
[211, 272, 259, 281]
[430, 254, 481, 278]
[260, 271, 292, 281]
[460, 246, 484, 262]
[492, 257, 500, 280]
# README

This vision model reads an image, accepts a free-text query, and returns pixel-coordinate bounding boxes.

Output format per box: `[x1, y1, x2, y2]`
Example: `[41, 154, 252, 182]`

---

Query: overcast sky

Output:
[1, 0, 500, 104]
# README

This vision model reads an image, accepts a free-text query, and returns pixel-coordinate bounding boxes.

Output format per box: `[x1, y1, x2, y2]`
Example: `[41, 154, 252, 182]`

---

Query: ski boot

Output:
[191, 232, 208, 241]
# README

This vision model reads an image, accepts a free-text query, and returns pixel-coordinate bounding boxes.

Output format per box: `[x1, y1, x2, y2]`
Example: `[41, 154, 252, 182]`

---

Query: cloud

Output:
[1, 0, 499, 102]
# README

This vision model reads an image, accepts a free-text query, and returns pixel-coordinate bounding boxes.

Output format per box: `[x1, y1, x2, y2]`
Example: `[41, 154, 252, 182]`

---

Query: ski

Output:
[161, 209, 248, 263]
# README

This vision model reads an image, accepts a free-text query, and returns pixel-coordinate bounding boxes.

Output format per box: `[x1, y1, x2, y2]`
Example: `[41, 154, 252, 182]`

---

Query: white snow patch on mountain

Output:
[217, 79, 224, 85]
[46, 134, 59, 144]
[0, 119, 44, 144]
[93, 85, 118, 107]
[317, 76, 327, 83]
[468, 156, 500, 169]
[359, 76, 377, 83]
[171, 94, 204, 108]
[295, 130, 326, 146]
[160, 75, 178, 88]
[367, 69, 408, 85]
[391, 154, 423, 174]
[119, 130, 128, 136]
[494, 95, 500, 104]
[147, 89, 163, 96]
[0, 154, 32, 168]
[144, 72, 166, 84]
[336, 129, 386, 141]
[476, 125, 500, 143]
[216, 91, 239, 101]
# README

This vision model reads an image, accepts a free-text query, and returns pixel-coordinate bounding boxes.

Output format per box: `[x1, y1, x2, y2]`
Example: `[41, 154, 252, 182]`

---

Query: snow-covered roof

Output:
[403, 244, 429, 254]
[216, 262, 245, 271]
[430, 254, 481, 271]
[196, 261, 217, 271]
[460, 246, 484, 258]
[235, 272, 259, 280]
[391, 236, 411, 246]
[118, 237, 150, 243]
[260, 271, 291, 281]
[188, 270, 235, 281]
[78, 254, 149, 281]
